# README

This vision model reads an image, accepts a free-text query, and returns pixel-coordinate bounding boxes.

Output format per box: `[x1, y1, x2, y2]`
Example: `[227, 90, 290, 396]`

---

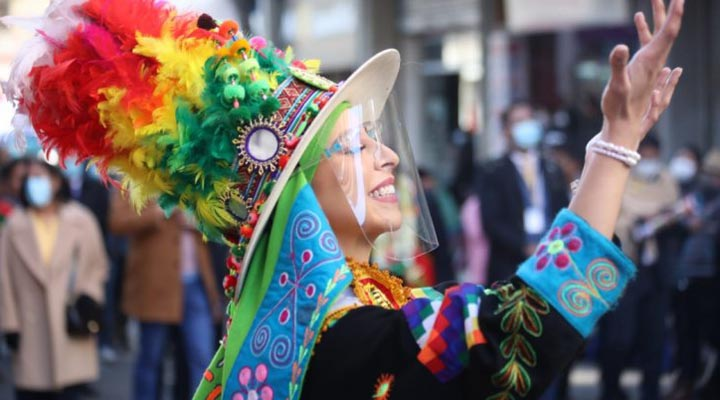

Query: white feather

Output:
[1, 0, 88, 151]
[2, 0, 87, 103]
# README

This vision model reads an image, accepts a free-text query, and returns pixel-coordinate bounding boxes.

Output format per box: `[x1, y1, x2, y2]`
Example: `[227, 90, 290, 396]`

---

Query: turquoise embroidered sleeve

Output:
[516, 208, 636, 338]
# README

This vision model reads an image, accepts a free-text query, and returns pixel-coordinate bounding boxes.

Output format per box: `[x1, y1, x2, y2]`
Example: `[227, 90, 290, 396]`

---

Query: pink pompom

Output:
[249, 36, 267, 51]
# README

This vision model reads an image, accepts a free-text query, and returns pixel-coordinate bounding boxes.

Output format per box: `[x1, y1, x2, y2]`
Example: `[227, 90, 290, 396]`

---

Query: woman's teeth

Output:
[370, 185, 396, 198]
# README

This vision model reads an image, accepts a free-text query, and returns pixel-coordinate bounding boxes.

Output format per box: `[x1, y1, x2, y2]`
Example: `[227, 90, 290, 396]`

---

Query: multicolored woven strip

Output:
[402, 283, 488, 382]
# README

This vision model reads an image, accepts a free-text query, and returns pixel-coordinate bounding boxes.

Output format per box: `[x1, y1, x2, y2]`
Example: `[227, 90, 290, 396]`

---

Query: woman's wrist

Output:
[586, 135, 641, 168]
[599, 120, 642, 151]
[570, 152, 631, 238]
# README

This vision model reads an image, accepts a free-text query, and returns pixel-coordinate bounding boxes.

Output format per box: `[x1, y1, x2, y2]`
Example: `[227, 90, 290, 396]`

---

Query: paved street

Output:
[1, 348, 670, 400]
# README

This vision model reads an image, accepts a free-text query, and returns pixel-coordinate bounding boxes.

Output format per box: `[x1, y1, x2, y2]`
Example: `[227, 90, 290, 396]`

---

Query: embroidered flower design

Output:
[534, 222, 582, 271]
[232, 363, 273, 400]
[373, 373, 395, 400]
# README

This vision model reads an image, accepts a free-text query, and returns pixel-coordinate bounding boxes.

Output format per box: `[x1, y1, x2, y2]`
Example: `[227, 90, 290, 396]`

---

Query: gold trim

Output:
[346, 258, 412, 310]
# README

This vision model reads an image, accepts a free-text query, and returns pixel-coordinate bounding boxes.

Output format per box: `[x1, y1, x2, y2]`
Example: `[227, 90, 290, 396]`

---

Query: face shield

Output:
[294, 94, 438, 262]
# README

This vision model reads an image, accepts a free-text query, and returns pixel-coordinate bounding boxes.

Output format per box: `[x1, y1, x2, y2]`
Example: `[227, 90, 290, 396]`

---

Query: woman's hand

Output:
[570, 0, 685, 239]
[600, 0, 684, 149]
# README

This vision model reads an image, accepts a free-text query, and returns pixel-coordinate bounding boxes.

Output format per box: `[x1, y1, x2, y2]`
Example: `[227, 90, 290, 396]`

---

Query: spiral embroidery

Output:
[557, 258, 618, 317]
[294, 210, 321, 239]
[558, 282, 592, 317]
[251, 325, 271, 356]
[270, 335, 292, 367]
[589, 259, 618, 292]
[319, 231, 338, 253]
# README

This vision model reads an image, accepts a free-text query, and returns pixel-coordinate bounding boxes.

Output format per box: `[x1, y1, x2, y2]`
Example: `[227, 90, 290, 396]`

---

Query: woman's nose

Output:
[375, 143, 399, 170]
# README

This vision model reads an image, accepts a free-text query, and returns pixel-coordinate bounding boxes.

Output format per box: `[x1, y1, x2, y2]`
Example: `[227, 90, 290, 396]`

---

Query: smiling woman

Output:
[0, 0, 686, 399]
[306, 99, 431, 263]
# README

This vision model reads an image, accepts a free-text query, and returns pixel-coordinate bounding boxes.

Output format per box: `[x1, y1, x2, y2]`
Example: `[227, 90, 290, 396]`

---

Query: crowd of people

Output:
[0, 150, 228, 399]
[414, 101, 720, 400]
[0, 100, 718, 400]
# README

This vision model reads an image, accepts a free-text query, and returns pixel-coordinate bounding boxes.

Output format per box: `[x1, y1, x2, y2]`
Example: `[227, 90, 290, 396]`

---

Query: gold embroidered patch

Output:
[347, 258, 412, 310]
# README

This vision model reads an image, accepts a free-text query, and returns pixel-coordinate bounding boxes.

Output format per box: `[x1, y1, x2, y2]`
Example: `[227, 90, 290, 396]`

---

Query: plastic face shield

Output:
[296, 95, 438, 262]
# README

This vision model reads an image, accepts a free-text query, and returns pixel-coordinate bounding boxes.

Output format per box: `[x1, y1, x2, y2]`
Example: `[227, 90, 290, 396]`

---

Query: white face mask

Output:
[25, 175, 53, 208]
[634, 159, 663, 180]
[669, 156, 697, 183]
[511, 119, 543, 150]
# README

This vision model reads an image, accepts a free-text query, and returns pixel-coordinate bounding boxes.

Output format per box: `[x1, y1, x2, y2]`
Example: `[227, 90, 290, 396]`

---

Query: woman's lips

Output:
[369, 177, 398, 203]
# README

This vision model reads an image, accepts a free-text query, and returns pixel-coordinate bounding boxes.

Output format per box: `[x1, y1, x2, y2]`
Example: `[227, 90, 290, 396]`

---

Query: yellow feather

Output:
[303, 59, 321, 73]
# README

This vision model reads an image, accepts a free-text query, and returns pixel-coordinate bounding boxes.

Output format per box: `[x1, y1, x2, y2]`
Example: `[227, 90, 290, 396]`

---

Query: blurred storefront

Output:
[480, 0, 720, 160]
[2, 0, 718, 169]
[480, 0, 634, 159]
[237, 0, 480, 182]
[398, 0, 482, 182]
[657, 0, 720, 154]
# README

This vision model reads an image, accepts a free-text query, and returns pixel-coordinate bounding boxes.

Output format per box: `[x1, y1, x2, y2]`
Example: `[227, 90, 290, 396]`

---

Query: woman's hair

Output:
[679, 143, 703, 165]
[0, 157, 28, 183]
[18, 159, 71, 208]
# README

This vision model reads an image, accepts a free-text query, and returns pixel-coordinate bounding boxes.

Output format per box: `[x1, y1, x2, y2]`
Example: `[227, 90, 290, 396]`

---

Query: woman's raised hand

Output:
[570, 0, 686, 238]
[600, 0, 684, 149]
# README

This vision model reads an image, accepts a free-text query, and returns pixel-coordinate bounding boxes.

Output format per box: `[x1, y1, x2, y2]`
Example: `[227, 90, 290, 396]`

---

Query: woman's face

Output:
[25, 162, 61, 207]
[312, 109, 402, 243]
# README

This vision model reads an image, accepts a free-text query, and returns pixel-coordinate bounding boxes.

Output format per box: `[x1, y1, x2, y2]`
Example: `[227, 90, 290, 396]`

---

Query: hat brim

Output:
[235, 49, 401, 299]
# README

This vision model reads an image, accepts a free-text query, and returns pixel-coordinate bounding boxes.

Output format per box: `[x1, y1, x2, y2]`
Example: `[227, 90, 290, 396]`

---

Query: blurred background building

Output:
[2, 0, 719, 178]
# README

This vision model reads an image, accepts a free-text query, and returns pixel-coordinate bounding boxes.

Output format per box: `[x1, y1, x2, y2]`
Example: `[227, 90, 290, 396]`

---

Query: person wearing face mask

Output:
[0, 159, 108, 400]
[669, 145, 702, 194]
[600, 135, 680, 400]
[666, 149, 720, 400]
[480, 101, 569, 283]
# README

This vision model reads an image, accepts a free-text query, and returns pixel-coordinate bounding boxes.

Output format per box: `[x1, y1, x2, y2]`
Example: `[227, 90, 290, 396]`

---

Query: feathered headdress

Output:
[3, 0, 340, 292]
[4, 0, 401, 303]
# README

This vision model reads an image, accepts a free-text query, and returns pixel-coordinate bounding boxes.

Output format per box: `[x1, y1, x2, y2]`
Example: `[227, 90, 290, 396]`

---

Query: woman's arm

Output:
[76, 208, 110, 303]
[570, 0, 684, 238]
[0, 224, 19, 333]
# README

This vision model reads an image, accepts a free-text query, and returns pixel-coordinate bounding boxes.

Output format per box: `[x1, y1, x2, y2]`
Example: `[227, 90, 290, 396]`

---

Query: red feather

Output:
[81, 0, 171, 49]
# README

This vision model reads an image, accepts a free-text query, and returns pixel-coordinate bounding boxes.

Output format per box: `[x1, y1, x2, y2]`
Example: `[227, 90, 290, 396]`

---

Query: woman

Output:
[0, 159, 108, 400]
[3, 0, 684, 399]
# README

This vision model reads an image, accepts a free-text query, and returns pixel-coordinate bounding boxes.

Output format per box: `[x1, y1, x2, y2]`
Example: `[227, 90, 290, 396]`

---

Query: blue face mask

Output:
[511, 119, 543, 150]
[25, 176, 53, 208]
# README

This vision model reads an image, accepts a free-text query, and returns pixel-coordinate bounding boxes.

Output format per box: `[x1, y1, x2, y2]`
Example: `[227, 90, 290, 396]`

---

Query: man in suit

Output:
[480, 101, 568, 283]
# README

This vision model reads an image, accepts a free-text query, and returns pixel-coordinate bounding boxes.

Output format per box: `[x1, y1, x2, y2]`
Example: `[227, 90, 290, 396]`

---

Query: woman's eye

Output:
[342, 145, 365, 155]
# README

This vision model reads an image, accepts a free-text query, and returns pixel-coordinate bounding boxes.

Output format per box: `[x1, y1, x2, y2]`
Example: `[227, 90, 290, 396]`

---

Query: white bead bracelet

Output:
[586, 135, 641, 168]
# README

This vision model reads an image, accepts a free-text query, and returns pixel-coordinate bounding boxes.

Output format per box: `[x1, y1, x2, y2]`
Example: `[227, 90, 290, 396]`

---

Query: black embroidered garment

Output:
[302, 209, 635, 399]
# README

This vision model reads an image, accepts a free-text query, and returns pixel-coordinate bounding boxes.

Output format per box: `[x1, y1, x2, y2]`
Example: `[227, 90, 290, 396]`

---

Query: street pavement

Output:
[1, 348, 670, 400]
